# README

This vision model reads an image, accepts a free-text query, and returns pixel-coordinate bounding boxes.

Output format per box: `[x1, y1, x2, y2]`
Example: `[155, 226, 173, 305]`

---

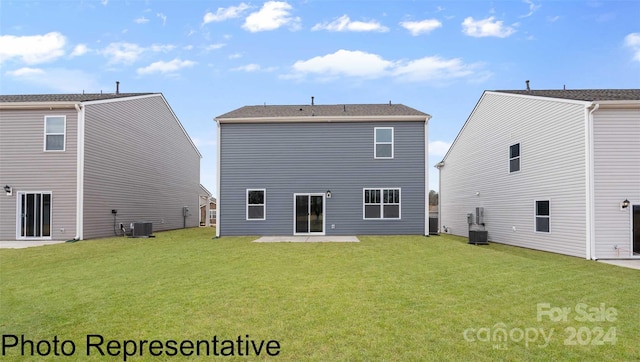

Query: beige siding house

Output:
[0, 93, 202, 242]
[438, 89, 640, 260]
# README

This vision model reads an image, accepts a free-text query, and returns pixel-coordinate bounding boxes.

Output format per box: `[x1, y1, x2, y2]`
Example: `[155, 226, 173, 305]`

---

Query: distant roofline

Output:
[0, 93, 158, 109]
[216, 115, 431, 124]
[215, 103, 430, 123]
[491, 89, 640, 102]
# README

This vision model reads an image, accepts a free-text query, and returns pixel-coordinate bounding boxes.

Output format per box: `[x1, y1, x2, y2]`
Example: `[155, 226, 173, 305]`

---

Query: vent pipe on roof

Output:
[311, 96, 314, 106]
[525, 80, 530, 91]
[116, 81, 120, 95]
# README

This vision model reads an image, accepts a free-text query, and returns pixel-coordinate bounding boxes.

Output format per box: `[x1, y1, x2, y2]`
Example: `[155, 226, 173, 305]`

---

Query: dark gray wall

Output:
[220, 121, 425, 235]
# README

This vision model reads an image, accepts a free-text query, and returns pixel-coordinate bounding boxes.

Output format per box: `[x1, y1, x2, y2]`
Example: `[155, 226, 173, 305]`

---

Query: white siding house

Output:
[438, 89, 640, 260]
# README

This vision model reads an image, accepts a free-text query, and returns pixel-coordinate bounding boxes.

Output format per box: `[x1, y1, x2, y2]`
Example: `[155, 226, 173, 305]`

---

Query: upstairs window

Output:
[246, 189, 265, 220]
[535, 200, 550, 233]
[374, 127, 394, 159]
[45, 116, 66, 151]
[364, 188, 400, 219]
[509, 143, 520, 173]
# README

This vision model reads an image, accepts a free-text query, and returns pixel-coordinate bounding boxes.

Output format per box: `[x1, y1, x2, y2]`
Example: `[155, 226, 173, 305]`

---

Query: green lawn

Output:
[1, 228, 638, 361]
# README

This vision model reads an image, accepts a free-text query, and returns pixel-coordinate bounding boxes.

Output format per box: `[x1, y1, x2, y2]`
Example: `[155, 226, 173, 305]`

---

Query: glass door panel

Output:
[310, 195, 323, 233]
[295, 195, 309, 233]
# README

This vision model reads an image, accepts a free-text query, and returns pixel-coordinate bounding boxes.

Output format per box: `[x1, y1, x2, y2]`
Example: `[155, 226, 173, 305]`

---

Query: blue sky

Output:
[1, 0, 639, 195]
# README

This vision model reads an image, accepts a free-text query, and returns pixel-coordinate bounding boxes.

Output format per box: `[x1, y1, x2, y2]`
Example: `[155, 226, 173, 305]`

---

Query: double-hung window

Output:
[535, 200, 550, 232]
[364, 188, 400, 219]
[45, 116, 66, 151]
[374, 127, 394, 159]
[509, 143, 520, 173]
[247, 189, 265, 220]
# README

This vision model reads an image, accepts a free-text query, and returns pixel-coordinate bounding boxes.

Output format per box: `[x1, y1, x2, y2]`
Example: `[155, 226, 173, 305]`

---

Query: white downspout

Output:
[435, 161, 444, 233]
[585, 103, 599, 259]
[74, 103, 85, 240]
[424, 116, 431, 236]
[215, 120, 221, 238]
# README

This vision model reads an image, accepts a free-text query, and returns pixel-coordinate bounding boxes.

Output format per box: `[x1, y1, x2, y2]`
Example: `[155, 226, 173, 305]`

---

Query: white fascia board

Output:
[216, 115, 430, 124]
[483, 91, 592, 106]
[0, 102, 79, 110]
[594, 100, 640, 109]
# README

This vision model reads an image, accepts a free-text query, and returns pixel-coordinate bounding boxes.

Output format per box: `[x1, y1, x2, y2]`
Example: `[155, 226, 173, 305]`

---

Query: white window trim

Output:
[363, 188, 401, 220]
[534, 199, 550, 233]
[509, 142, 521, 174]
[374, 127, 394, 159]
[44, 116, 66, 152]
[246, 189, 266, 221]
[292, 193, 326, 236]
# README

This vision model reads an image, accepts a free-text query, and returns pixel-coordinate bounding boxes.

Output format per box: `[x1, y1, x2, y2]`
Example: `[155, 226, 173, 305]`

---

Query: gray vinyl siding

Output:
[592, 108, 640, 258]
[82, 95, 201, 239]
[219, 121, 425, 236]
[440, 92, 587, 257]
[0, 109, 78, 240]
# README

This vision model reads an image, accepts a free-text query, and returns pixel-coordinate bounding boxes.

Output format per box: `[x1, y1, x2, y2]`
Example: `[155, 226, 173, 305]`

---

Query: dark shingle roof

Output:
[0, 93, 156, 103]
[216, 103, 429, 119]
[493, 89, 640, 101]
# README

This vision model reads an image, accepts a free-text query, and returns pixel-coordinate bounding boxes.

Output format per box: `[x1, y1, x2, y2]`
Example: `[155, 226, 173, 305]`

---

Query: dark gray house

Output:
[0, 92, 202, 242]
[215, 102, 431, 237]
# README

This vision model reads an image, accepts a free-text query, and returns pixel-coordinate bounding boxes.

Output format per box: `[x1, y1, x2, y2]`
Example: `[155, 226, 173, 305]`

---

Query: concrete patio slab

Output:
[0, 240, 68, 249]
[253, 236, 360, 243]
[598, 259, 640, 270]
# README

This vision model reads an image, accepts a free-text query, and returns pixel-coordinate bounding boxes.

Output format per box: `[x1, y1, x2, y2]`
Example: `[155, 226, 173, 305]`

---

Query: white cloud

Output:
[0, 32, 66, 65]
[231, 63, 277, 72]
[203, 3, 250, 24]
[520, 0, 541, 18]
[137, 58, 196, 75]
[624, 33, 640, 62]
[400, 19, 442, 36]
[312, 15, 389, 32]
[204, 43, 226, 51]
[287, 49, 487, 84]
[233, 64, 261, 72]
[101, 0, 108, 6]
[429, 141, 451, 157]
[243, 1, 301, 32]
[228, 53, 243, 59]
[102, 42, 145, 64]
[149, 44, 175, 52]
[547, 15, 561, 22]
[393, 56, 479, 82]
[5, 67, 99, 92]
[70, 44, 89, 57]
[157, 13, 167, 26]
[101, 42, 174, 64]
[462, 16, 515, 38]
[134, 16, 149, 24]
[5, 67, 45, 77]
[290, 50, 393, 79]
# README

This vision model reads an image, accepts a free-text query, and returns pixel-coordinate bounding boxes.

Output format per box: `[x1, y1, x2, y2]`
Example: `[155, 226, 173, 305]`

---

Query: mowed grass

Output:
[1, 228, 638, 361]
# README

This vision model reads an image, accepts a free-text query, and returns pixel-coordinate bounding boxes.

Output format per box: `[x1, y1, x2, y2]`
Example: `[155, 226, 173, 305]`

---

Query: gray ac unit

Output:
[131, 222, 153, 238]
